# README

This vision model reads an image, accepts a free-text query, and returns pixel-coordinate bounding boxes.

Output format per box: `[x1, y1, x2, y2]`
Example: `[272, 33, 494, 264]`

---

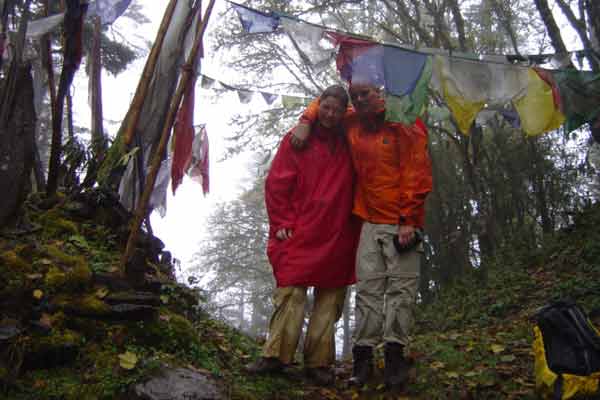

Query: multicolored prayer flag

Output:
[432, 55, 529, 134]
[385, 56, 432, 124]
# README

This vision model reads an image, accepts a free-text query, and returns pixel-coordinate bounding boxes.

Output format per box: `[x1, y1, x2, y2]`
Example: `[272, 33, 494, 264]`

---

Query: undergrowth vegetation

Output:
[2, 194, 599, 399]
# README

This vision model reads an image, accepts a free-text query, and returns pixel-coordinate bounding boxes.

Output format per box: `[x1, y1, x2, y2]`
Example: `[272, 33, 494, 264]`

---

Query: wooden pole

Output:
[120, 0, 216, 273]
[123, 0, 179, 146]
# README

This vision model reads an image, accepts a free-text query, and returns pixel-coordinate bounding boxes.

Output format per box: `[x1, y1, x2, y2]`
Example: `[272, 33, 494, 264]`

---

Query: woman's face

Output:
[318, 96, 346, 129]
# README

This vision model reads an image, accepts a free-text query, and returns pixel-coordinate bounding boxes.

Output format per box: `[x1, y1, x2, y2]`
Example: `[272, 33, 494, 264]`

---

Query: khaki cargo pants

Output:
[262, 286, 346, 368]
[353, 222, 421, 347]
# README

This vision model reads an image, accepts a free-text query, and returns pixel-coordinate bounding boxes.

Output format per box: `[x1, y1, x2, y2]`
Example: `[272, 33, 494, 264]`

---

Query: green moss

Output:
[0, 250, 31, 271]
[53, 294, 111, 317]
[129, 310, 199, 353]
[0, 250, 30, 298]
[42, 246, 92, 292]
[45, 244, 83, 267]
[26, 329, 83, 360]
[38, 210, 78, 238]
[45, 266, 67, 289]
[68, 262, 92, 289]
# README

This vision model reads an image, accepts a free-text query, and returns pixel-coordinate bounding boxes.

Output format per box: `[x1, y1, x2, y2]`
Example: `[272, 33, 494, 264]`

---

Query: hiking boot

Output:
[245, 357, 284, 374]
[384, 342, 410, 389]
[349, 345, 373, 386]
[305, 367, 335, 386]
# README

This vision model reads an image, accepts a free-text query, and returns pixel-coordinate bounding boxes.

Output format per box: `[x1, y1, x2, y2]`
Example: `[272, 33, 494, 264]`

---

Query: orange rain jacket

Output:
[301, 101, 432, 228]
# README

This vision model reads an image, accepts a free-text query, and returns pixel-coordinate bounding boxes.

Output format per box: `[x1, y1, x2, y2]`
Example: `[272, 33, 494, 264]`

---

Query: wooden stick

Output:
[120, 0, 216, 273]
[123, 0, 179, 146]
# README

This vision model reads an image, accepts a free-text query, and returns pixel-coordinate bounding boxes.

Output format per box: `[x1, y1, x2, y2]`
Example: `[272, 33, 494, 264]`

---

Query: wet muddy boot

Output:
[384, 342, 409, 389]
[349, 345, 373, 386]
[245, 357, 284, 374]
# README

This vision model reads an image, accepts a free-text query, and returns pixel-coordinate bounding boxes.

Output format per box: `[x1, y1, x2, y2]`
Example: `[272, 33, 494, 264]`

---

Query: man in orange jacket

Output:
[292, 80, 432, 389]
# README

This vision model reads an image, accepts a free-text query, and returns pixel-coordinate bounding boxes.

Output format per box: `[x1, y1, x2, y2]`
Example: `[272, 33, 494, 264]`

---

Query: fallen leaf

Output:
[33, 289, 43, 300]
[33, 379, 46, 389]
[464, 371, 479, 377]
[500, 354, 516, 363]
[218, 344, 230, 352]
[446, 371, 459, 379]
[430, 361, 446, 369]
[39, 313, 52, 329]
[95, 287, 109, 299]
[26, 273, 43, 280]
[118, 351, 138, 370]
[490, 344, 505, 354]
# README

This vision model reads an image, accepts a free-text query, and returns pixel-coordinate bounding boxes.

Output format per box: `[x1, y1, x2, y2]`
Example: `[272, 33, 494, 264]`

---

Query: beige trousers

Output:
[353, 222, 421, 347]
[262, 286, 347, 368]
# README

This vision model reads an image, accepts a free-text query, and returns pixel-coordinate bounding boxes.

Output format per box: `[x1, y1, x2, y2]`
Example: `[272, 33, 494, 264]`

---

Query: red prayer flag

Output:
[171, 82, 196, 194]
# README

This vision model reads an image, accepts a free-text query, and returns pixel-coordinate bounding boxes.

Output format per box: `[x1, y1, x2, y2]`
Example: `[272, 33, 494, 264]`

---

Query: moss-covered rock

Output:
[42, 245, 92, 292]
[0, 250, 31, 302]
[1, 249, 31, 272]
[129, 310, 199, 353]
[37, 209, 78, 238]
[52, 294, 112, 317]
[23, 329, 83, 370]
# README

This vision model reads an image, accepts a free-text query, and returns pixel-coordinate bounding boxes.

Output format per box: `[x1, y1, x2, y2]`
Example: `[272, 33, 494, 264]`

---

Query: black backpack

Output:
[535, 301, 600, 377]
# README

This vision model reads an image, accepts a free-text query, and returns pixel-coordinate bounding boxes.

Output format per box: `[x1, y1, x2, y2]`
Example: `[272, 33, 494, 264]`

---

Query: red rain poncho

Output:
[265, 125, 361, 288]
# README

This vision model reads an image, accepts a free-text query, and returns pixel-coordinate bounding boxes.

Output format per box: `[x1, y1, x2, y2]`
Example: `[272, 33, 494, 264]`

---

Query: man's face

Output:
[349, 83, 382, 115]
[318, 96, 346, 129]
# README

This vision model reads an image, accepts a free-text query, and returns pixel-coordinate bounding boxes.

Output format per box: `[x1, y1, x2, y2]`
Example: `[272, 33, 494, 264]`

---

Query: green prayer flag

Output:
[385, 57, 432, 124]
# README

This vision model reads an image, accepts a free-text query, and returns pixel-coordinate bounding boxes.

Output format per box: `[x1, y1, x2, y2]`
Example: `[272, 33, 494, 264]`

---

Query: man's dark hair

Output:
[321, 85, 349, 109]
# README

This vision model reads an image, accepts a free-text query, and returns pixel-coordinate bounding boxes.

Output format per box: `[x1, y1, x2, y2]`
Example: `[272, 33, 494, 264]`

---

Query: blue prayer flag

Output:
[383, 46, 428, 97]
[232, 3, 280, 34]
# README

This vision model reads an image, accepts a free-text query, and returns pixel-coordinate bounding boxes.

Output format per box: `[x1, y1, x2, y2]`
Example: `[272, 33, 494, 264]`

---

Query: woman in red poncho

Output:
[246, 85, 361, 385]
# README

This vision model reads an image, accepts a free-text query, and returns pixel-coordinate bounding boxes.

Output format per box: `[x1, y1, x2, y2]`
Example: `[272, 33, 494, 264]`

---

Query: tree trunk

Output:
[90, 16, 106, 156]
[0, 65, 36, 225]
[46, 0, 87, 196]
[66, 91, 74, 140]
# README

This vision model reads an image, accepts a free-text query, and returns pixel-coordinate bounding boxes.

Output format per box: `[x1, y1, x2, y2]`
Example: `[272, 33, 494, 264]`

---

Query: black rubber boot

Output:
[349, 345, 373, 386]
[384, 342, 410, 389]
[245, 357, 284, 374]
[305, 367, 335, 386]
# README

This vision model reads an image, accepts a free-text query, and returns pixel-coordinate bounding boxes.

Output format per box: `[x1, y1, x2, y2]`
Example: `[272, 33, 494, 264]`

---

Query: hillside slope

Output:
[1, 192, 599, 399]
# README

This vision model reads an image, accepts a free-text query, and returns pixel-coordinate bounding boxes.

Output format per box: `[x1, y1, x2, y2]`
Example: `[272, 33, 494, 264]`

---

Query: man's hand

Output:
[290, 123, 310, 149]
[276, 228, 293, 241]
[397, 225, 415, 246]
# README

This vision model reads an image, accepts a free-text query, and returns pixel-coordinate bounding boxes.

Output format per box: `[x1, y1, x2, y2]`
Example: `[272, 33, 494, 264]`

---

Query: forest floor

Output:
[1, 192, 600, 399]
